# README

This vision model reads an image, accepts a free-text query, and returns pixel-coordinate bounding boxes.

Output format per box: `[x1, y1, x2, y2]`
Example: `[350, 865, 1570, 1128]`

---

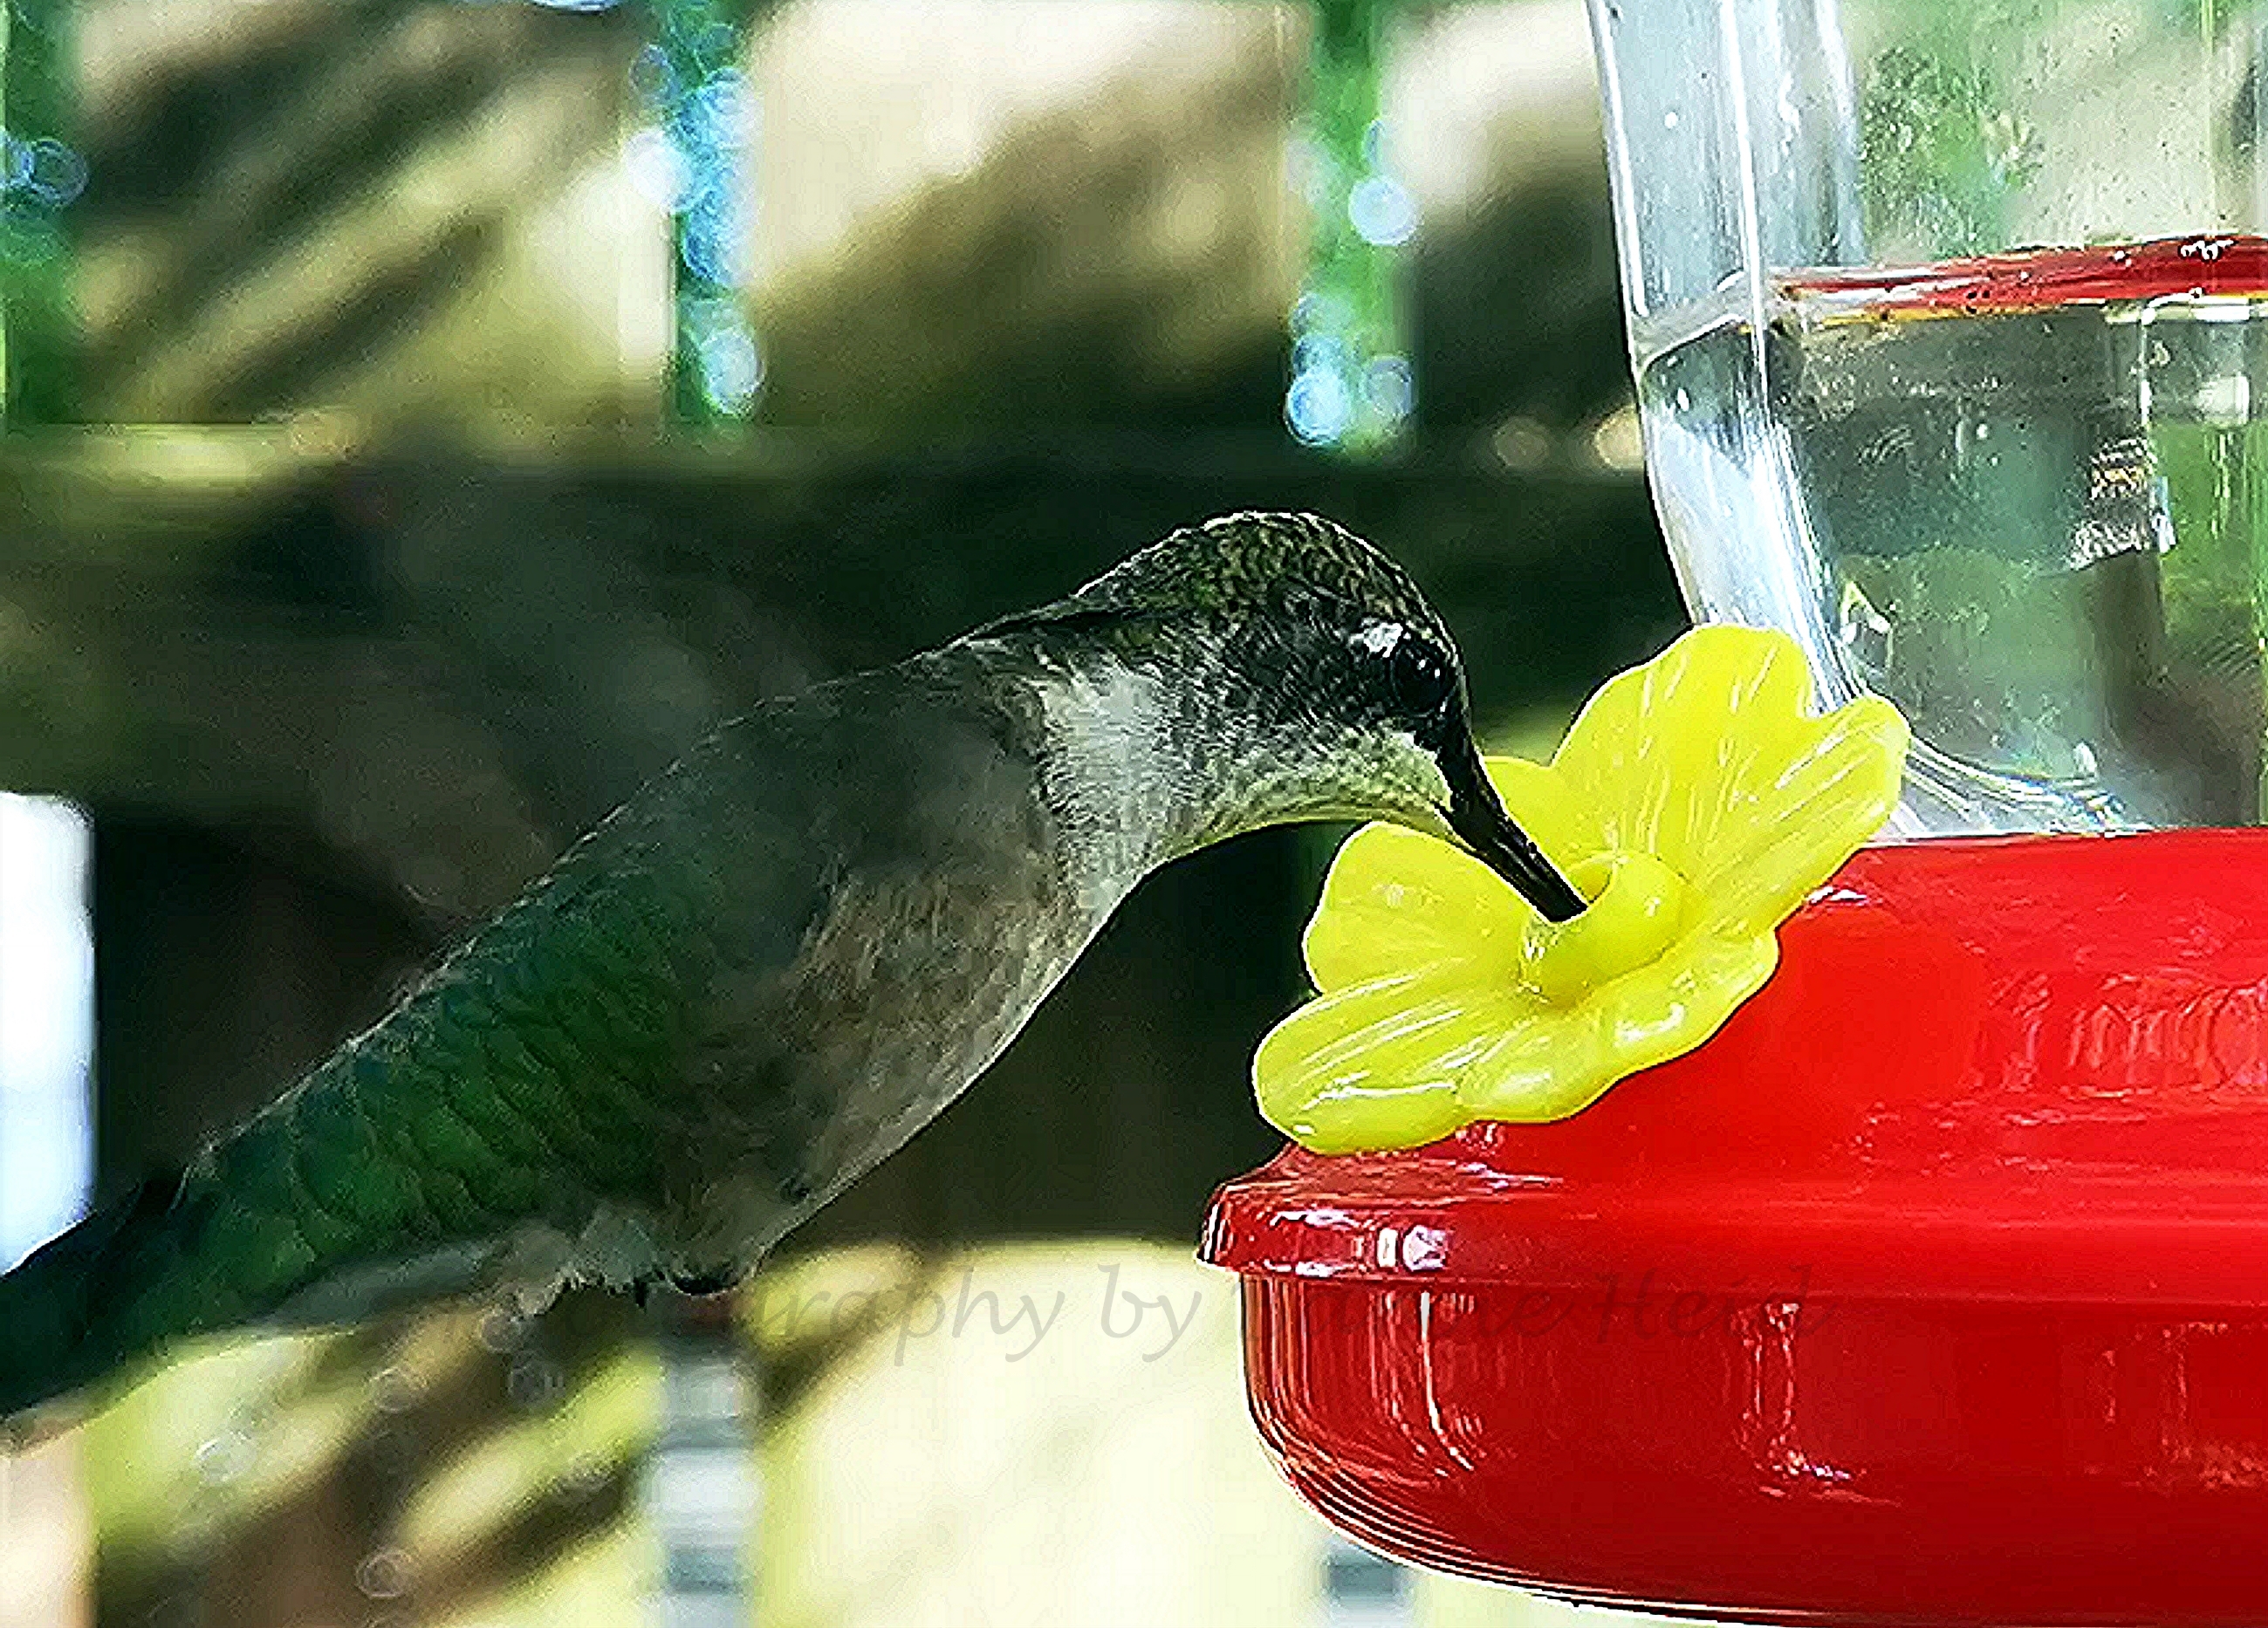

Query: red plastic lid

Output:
[1203, 831, 2268, 1305]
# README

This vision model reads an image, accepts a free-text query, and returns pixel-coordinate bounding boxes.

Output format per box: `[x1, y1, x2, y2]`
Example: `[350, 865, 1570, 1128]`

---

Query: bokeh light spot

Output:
[1286, 366, 1353, 446]
[1366, 353, 1414, 421]
[1347, 174, 1415, 246]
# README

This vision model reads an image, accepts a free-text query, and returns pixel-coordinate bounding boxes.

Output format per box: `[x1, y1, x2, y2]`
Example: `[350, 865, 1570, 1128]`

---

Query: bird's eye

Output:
[1390, 639, 1454, 715]
[1365, 626, 1454, 717]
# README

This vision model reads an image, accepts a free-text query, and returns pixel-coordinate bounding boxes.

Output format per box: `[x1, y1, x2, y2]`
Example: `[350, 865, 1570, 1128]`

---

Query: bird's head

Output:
[982, 512, 1586, 922]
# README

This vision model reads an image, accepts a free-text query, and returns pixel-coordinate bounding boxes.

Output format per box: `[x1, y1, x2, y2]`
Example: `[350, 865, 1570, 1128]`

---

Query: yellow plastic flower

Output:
[1254, 626, 1911, 1153]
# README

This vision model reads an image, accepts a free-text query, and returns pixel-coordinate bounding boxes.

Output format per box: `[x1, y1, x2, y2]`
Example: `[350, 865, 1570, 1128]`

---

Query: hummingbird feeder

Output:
[1208, 3, 2268, 1622]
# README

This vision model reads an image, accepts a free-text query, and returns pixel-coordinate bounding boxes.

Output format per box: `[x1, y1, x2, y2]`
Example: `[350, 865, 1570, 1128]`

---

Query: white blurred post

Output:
[0, 794, 95, 1628]
[644, 1298, 757, 1628]
[1323, 1535, 1413, 1627]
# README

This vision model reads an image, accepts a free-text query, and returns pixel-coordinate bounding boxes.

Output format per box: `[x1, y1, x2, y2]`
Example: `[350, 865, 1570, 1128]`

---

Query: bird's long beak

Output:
[1440, 735, 1588, 922]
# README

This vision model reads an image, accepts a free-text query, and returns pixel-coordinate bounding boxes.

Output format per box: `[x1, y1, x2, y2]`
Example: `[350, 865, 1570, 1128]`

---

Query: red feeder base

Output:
[1203, 832, 2268, 1626]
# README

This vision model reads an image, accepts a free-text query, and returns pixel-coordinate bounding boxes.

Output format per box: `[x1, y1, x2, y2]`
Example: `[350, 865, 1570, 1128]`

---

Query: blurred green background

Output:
[0, 1, 1682, 1624]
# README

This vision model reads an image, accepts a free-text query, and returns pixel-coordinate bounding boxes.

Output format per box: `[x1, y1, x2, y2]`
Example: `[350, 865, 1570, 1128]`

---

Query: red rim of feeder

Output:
[1202, 831, 2268, 1626]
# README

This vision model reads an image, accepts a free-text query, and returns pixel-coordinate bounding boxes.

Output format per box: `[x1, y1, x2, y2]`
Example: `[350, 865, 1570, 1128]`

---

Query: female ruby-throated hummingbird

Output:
[0, 511, 1582, 1425]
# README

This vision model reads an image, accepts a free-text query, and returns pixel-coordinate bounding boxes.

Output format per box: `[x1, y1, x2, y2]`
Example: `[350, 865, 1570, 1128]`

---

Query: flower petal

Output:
[1553, 626, 1821, 875]
[1254, 970, 1539, 1153]
[1694, 696, 1910, 933]
[1450, 1018, 1607, 1122]
[1305, 823, 1527, 991]
[1457, 929, 1778, 1122]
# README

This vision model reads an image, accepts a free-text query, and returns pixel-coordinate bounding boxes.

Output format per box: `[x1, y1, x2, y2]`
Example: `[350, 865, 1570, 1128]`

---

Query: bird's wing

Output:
[0, 662, 1089, 1420]
[650, 667, 1084, 1270]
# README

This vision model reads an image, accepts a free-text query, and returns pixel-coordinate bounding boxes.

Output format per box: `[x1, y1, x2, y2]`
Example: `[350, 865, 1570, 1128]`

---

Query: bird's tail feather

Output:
[0, 1172, 207, 1425]
[0, 1086, 515, 1430]
[0, 1167, 517, 1436]
[0, 841, 688, 1431]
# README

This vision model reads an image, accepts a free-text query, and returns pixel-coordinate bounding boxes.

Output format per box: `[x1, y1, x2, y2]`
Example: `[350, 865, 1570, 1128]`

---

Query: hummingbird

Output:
[0, 510, 1582, 1426]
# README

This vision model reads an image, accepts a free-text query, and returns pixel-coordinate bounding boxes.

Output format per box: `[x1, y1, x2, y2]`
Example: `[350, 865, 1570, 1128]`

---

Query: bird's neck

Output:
[939, 632, 1252, 910]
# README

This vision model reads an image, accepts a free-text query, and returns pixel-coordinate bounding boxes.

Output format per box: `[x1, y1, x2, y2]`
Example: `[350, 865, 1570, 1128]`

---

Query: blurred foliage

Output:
[83, 1291, 660, 1628]
[2, 0, 79, 424]
[1285, 0, 1409, 451]
[0, 1, 1672, 1622]
[648, 0, 764, 422]
[63, 0, 655, 429]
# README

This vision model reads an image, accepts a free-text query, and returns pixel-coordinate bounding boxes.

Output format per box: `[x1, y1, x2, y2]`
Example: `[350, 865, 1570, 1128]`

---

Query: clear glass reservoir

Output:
[1588, 0, 2268, 833]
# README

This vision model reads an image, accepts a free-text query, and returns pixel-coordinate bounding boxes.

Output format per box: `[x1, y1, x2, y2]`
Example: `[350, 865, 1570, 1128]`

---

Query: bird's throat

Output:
[1026, 660, 1189, 908]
